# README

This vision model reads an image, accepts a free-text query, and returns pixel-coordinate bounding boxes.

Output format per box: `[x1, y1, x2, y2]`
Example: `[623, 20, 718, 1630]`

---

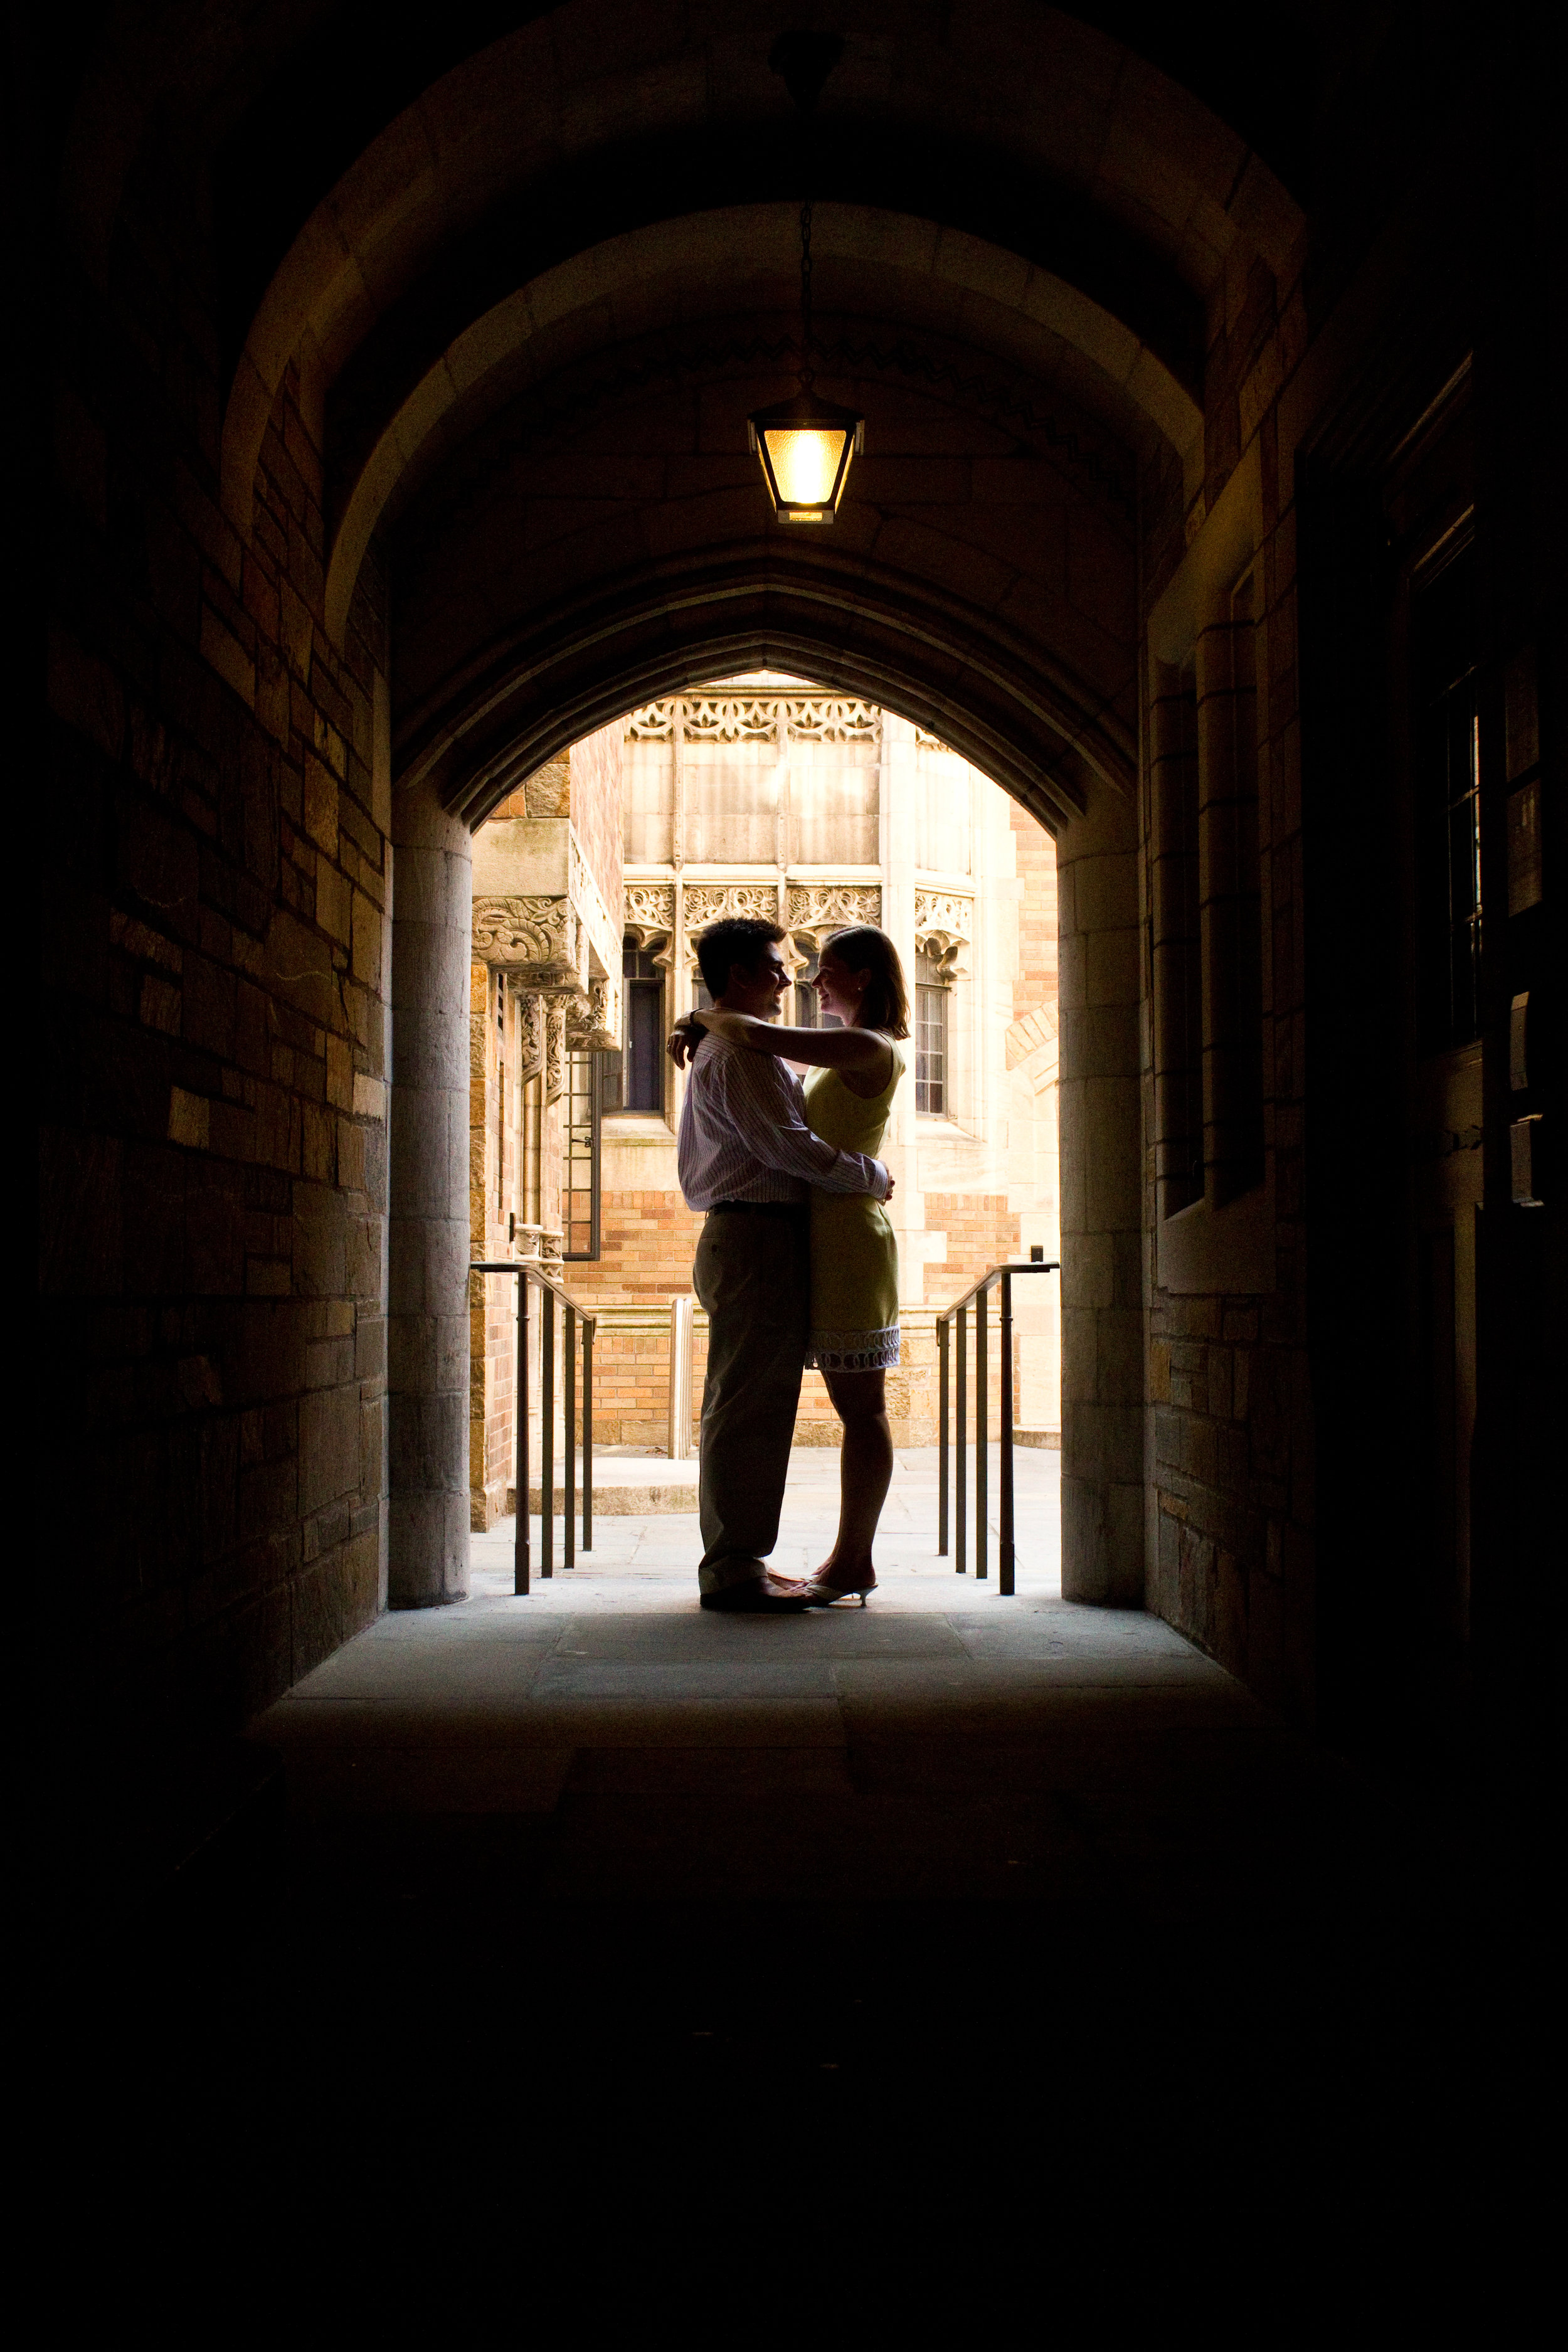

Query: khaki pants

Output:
[692, 1209, 808, 1592]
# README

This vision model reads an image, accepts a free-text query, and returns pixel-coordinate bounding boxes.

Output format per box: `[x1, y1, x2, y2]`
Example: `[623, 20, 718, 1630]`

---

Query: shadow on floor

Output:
[51, 1560, 1531, 2254]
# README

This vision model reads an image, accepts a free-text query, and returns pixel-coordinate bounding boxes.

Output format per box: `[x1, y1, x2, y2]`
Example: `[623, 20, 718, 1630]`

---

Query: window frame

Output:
[611, 941, 665, 1115]
[561, 1048, 603, 1260]
[914, 949, 949, 1116]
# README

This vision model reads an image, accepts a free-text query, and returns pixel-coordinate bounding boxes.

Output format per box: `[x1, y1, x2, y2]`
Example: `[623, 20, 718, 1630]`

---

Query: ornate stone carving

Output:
[683, 883, 780, 932]
[566, 977, 618, 1052]
[785, 884, 882, 941]
[625, 881, 675, 929]
[913, 726, 955, 753]
[623, 882, 675, 945]
[515, 988, 546, 1083]
[472, 894, 578, 982]
[784, 698, 880, 743]
[544, 1004, 568, 1103]
[623, 881, 675, 977]
[914, 889, 973, 982]
[681, 883, 781, 969]
[681, 696, 777, 743]
[627, 702, 675, 741]
[625, 697, 881, 744]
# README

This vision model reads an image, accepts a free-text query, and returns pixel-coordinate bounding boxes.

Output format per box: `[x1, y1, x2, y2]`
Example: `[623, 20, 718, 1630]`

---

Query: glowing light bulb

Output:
[748, 399, 864, 521]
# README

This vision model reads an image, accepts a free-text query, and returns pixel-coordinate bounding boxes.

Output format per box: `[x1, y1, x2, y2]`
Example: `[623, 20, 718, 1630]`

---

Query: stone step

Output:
[506, 1454, 699, 1517]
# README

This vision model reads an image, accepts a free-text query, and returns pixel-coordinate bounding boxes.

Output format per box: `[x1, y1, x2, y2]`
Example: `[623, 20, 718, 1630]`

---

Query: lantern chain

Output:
[799, 197, 814, 390]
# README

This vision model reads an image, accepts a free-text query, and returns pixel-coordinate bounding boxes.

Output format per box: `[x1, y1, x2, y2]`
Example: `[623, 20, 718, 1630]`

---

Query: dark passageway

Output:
[29, 0, 1558, 2262]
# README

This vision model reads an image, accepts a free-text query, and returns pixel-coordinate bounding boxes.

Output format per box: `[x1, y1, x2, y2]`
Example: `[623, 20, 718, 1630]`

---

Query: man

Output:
[671, 917, 893, 1613]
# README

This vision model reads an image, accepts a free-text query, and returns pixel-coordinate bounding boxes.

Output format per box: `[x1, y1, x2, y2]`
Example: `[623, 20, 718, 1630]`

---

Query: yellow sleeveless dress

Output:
[802, 1040, 905, 1372]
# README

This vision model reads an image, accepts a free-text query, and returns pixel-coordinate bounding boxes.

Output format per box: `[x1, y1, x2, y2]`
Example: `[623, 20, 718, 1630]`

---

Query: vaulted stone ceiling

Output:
[50, 4, 1356, 827]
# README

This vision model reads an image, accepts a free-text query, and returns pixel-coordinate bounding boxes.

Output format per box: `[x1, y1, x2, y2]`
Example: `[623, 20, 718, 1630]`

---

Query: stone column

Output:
[1056, 783, 1145, 1605]
[388, 776, 473, 1604]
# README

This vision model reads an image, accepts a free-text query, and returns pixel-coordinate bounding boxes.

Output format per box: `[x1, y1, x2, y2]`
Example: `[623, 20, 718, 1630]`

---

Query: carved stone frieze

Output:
[683, 883, 780, 937]
[626, 697, 881, 745]
[625, 881, 675, 931]
[784, 699, 881, 743]
[627, 703, 675, 741]
[914, 889, 973, 982]
[785, 884, 882, 942]
[913, 726, 955, 753]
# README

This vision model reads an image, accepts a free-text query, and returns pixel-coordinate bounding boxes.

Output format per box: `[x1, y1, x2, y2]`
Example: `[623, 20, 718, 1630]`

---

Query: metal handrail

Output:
[472, 1259, 597, 1596]
[935, 1252, 1059, 1596]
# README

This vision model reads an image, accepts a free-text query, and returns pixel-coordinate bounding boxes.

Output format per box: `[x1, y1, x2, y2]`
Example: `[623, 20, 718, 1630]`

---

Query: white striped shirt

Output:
[677, 1034, 891, 1210]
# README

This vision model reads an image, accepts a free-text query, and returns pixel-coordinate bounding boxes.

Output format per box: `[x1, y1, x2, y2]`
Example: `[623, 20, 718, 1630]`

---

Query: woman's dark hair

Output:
[696, 916, 786, 999]
[824, 927, 910, 1039]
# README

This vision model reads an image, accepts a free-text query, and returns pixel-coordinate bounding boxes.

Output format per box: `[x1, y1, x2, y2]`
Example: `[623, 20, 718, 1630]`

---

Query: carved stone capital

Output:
[913, 889, 973, 982]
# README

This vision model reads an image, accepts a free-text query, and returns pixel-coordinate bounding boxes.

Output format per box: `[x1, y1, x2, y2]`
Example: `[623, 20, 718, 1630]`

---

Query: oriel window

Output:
[915, 950, 948, 1115]
[1412, 532, 1481, 1052]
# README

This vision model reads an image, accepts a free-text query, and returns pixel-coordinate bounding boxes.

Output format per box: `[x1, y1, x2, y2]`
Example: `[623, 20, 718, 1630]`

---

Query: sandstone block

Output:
[303, 752, 337, 852]
[300, 1380, 361, 1516]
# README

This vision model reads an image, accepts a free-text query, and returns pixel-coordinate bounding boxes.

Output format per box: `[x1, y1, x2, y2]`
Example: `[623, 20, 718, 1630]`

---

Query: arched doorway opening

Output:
[384, 591, 1141, 1617]
[461, 676, 1066, 1597]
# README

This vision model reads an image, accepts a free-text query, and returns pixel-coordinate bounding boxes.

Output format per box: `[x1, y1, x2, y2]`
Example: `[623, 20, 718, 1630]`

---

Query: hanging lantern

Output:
[750, 194, 864, 523]
[748, 391, 864, 522]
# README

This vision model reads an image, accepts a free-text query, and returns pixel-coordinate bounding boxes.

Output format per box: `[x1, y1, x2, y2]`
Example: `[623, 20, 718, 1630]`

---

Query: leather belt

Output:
[707, 1199, 808, 1218]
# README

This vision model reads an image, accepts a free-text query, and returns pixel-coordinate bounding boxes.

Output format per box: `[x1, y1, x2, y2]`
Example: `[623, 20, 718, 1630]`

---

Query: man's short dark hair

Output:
[696, 916, 787, 1000]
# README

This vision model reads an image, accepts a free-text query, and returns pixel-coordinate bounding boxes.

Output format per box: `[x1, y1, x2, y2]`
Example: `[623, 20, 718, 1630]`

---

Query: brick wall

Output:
[568, 1189, 704, 1305]
[1010, 806, 1059, 1021]
[922, 1195, 1021, 1304]
[566, 718, 627, 934]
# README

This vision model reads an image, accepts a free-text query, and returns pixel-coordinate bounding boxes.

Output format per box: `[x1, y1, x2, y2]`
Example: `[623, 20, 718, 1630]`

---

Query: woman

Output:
[685, 927, 908, 1606]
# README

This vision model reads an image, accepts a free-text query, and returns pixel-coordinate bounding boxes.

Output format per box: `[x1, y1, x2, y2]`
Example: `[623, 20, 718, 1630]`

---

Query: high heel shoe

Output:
[799, 1577, 875, 1608]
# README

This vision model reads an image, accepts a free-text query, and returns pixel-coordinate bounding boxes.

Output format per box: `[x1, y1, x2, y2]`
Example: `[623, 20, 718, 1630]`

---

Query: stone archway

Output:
[387, 612, 1140, 1612]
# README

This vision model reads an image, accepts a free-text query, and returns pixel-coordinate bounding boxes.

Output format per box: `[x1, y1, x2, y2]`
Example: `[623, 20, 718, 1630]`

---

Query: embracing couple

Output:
[669, 914, 908, 1614]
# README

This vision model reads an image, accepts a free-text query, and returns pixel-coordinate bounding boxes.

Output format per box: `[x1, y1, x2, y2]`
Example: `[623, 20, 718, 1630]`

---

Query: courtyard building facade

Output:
[465, 684, 1060, 1525]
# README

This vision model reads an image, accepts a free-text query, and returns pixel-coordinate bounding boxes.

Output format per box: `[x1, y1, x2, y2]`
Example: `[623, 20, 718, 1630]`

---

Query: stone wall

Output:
[566, 719, 628, 941]
[44, 308, 395, 1759]
[1135, 229, 1315, 1716]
